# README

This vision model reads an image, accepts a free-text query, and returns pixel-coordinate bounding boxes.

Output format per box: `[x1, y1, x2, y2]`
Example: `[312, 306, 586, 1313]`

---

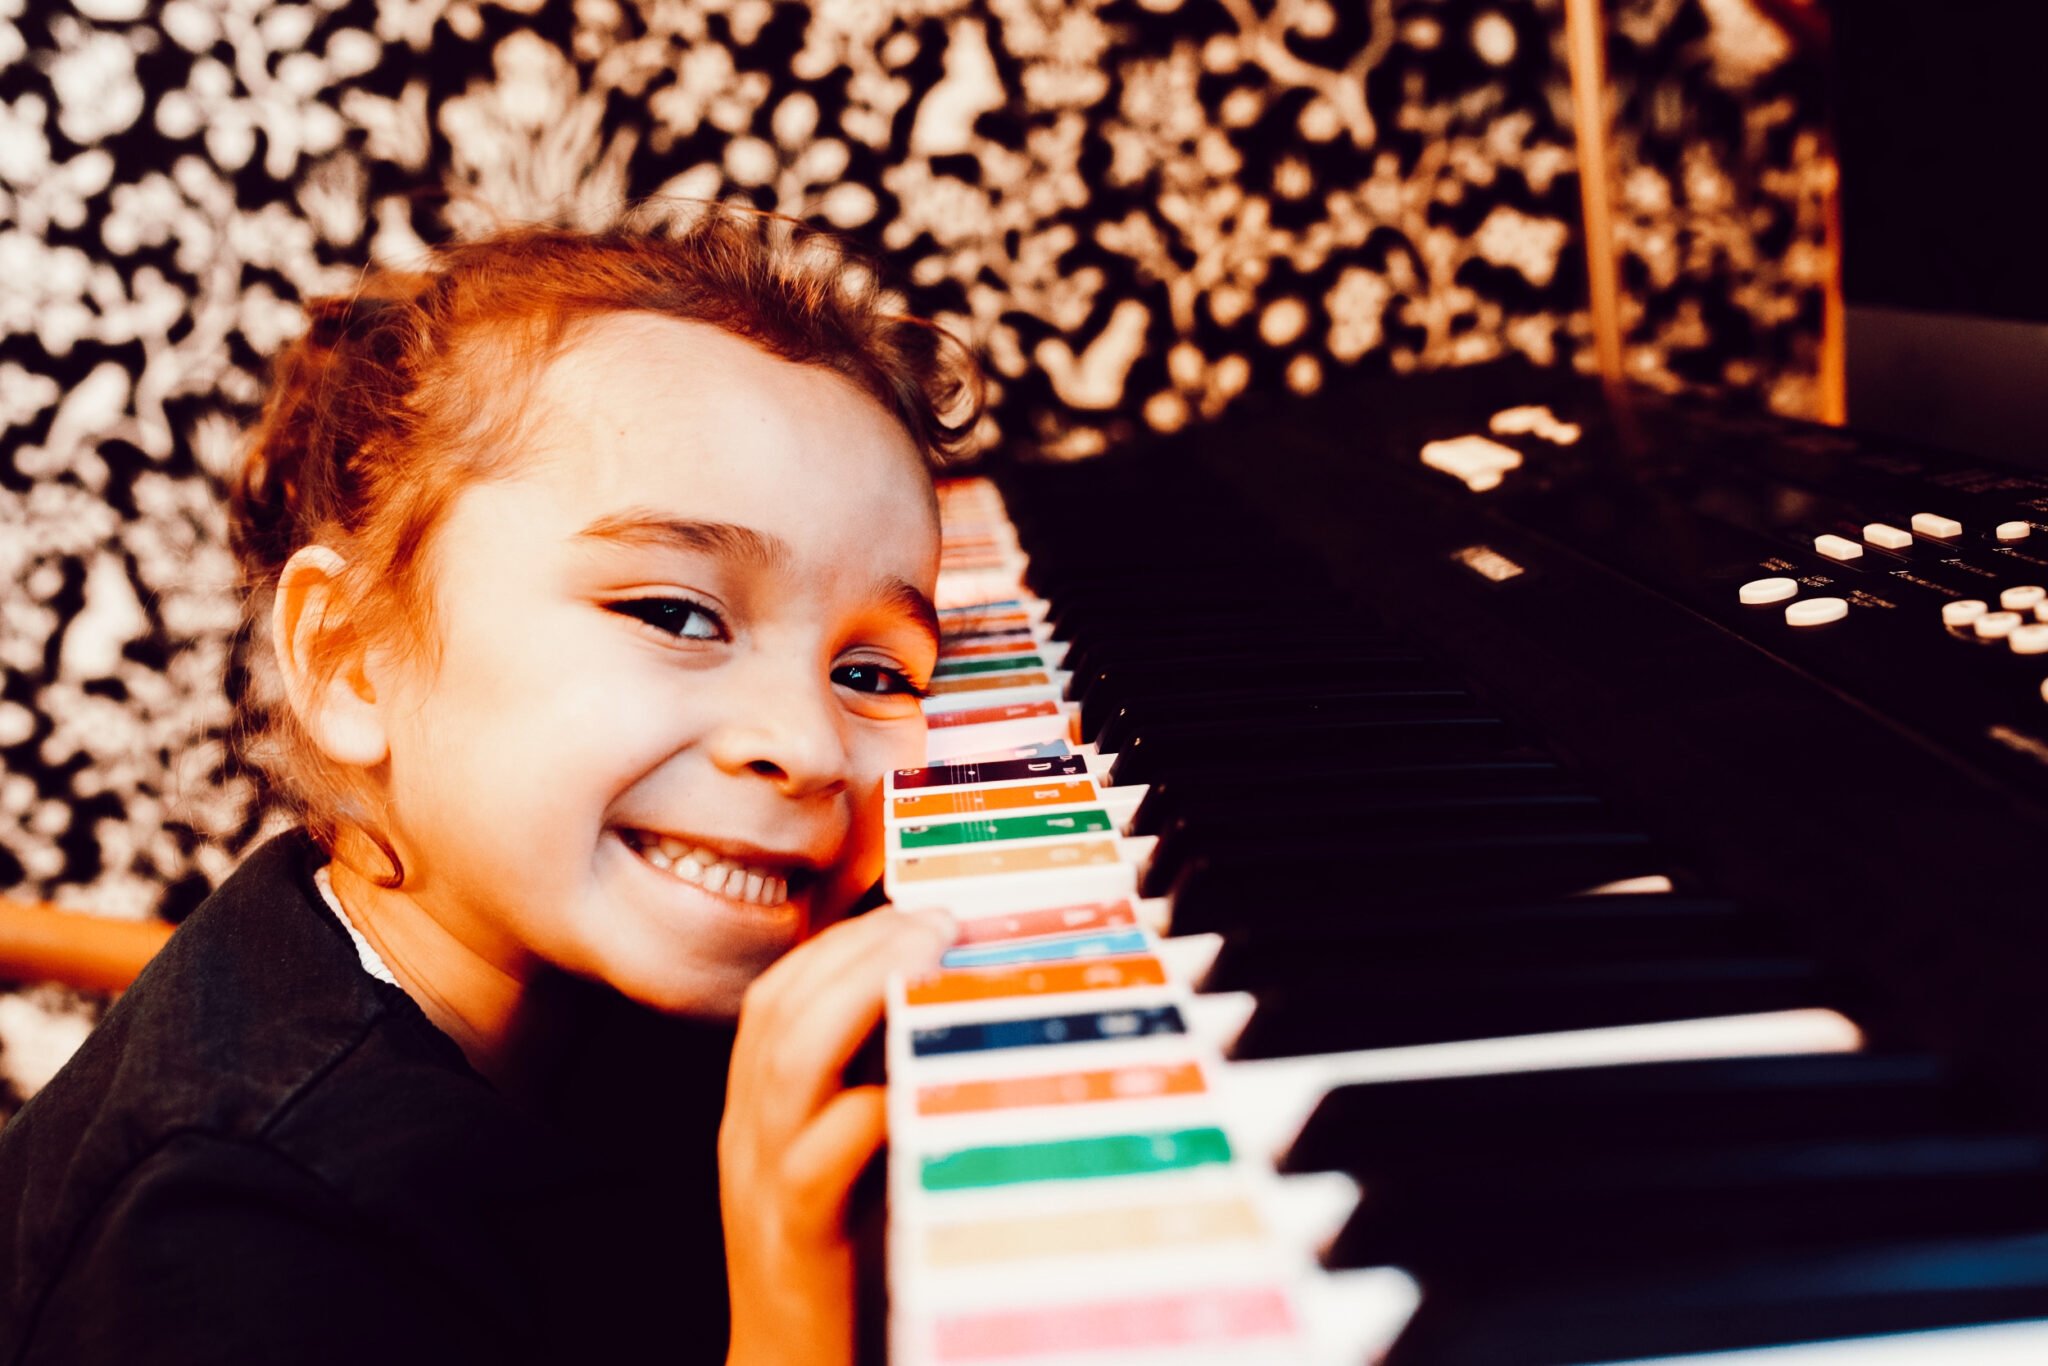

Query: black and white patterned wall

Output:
[0, 0, 1829, 1108]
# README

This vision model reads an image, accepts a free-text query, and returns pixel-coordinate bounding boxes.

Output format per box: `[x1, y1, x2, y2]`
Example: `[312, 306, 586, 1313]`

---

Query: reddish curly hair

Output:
[230, 211, 982, 882]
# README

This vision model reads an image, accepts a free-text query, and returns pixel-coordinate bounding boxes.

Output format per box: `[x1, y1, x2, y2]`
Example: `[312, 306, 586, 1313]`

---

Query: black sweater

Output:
[0, 832, 733, 1365]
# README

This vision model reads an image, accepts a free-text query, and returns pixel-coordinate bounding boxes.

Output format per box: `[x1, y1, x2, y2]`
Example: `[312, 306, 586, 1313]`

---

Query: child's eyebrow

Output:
[879, 577, 941, 651]
[573, 511, 792, 570]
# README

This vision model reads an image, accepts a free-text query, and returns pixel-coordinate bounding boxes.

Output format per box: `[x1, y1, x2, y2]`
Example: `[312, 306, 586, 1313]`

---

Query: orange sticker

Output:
[904, 954, 1166, 1005]
[892, 779, 1098, 820]
[942, 612, 1031, 637]
[941, 636, 1042, 658]
[917, 1060, 1206, 1116]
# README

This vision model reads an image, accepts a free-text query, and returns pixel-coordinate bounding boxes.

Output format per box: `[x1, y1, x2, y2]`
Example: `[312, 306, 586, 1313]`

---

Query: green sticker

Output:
[921, 1127, 1234, 1191]
[898, 809, 1113, 849]
[934, 655, 1047, 677]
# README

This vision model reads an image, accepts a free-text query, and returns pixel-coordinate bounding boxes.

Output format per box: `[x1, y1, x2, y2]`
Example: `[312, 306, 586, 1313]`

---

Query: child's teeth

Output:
[632, 832, 794, 906]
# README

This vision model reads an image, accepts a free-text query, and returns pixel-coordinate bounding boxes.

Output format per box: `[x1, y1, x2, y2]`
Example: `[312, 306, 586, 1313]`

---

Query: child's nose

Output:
[704, 665, 851, 797]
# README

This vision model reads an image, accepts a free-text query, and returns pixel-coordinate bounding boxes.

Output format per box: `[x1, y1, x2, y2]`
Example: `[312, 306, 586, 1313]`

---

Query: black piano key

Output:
[1057, 621, 1411, 686]
[1203, 895, 1766, 991]
[1284, 1051, 1964, 1175]
[1385, 1233, 2048, 1364]
[1336, 1134, 2048, 1276]
[1092, 684, 1477, 751]
[1104, 715, 1529, 786]
[1124, 760, 1577, 836]
[1143, 794, 1618, 896]
[1042, 581, 1354, 634]
[1168, 830, 1665, 933]
[1079, 675, 1468, 744]
[1228, 957, 1828, 1058]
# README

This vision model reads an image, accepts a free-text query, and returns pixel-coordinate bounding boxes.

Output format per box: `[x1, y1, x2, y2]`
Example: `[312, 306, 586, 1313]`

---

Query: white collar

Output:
[312, 864, 401, 989]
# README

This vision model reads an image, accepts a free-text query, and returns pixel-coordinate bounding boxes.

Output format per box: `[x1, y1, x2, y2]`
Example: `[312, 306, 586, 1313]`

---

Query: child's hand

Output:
[721, 904, 955, 1366]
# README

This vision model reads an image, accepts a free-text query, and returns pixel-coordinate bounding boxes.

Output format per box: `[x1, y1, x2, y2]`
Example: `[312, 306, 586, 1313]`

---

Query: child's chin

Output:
[605, 955, 759, 1022]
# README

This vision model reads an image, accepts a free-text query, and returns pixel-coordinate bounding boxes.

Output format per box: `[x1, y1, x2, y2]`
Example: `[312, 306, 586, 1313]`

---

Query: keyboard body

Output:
[887, 362, 2048, 1365]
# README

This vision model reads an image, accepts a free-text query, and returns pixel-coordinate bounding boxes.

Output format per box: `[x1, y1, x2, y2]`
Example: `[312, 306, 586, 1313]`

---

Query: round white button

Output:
[1998, 521, 2032, 541]
[1864, 523, 1912, 550]
[1912, 512, 1963, 538]
[2001, 585, 2046, 611]
[1975, 610, 2023, 639]
[1814, 533, 1863, 561]
[2011, 624, 2048, 655]
[1739, 577, 1798, 605]
[1786, 597, 1848, 627]
[1943, 599, 1989, 627]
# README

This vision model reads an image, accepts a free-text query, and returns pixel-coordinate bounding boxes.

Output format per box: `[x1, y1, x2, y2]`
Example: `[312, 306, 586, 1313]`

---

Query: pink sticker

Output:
[933, 1286, 1297, 1361]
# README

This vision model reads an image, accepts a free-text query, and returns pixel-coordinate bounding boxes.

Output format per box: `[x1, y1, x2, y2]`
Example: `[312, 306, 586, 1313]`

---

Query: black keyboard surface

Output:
[990, 361, 2048, 1363]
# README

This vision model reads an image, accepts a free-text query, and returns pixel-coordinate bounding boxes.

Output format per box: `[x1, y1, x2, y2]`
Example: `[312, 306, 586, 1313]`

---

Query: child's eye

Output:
[609, 597, 726, 641]
[832, 662, 928, 699]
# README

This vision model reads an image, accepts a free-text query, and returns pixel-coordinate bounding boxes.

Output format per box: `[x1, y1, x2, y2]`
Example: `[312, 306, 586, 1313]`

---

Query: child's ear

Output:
[272, 545, 390, 770]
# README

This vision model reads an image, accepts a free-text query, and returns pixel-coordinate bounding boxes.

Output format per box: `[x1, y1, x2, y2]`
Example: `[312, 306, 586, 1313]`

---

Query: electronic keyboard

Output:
[880, 360, 2048, 1365]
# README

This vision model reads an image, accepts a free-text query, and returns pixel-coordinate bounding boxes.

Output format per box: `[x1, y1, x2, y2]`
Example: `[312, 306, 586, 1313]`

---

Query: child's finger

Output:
[752, 903, 953, 1014]
[732, 907, 951, 1132]
[777, 1085, 888, 1238]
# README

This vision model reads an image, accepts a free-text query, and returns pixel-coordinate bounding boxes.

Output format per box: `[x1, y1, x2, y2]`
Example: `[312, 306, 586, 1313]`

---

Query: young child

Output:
[0, 214, 978, 1364]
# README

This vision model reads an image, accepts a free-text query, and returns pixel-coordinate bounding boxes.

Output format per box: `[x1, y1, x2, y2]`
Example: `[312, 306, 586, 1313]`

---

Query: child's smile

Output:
[613, 826, 815, 909]
[330, 312, 942, 1023]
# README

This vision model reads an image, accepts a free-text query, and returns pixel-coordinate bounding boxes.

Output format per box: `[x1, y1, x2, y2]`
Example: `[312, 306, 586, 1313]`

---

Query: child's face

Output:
[367, 313, 942, 1017]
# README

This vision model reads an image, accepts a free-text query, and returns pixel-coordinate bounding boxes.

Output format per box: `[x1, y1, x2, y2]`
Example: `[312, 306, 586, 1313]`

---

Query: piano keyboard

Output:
[880, 367, 2048, 1363]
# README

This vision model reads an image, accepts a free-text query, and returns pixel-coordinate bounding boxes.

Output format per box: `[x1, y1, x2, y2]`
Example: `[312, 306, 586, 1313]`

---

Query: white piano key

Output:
[1201, 1008, 1864, 1165]
[1294, 1266, 1423, 1366]
[1574, 873, 1676, 895]
[1154, 931, 1223, 985]
[1099, 783, 1148, 829]
[1587, 1317, 2048, 1365]
[1255, 1168, 1359, 1255]
[1184, 989, 1259, 1047]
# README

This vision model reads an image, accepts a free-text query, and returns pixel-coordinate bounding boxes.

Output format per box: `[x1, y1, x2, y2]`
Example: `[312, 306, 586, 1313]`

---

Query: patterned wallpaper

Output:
[0, 0, 1830, 1106]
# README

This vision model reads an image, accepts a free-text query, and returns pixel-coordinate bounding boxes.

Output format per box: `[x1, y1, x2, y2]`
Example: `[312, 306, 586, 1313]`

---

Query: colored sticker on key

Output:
[942, 613, 1031, 638]
[891, 756, 1089, 791]
[932, 1286, 1295, 1361]
[920, 1126, 1233, 1191]
[903, 955, 1166, 1006]
[950, 900, 1136, 945]
[938, 636, 1042, 659]
[891, 839, 1121, 884]
[891, 778, 1098, 821]
[923, 1197, 1263, 1267]
[940, 929, 1149, 968]
[916, 1060, 1206, 1116]
[909, 1005, 1186, 1057]
[927, 670, 1052, 695]
[933, 655, 1046, 677]
[938, 598, 1027, 617]
[898, 810, 1113, 850]
[925, 700, 1060, 731]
